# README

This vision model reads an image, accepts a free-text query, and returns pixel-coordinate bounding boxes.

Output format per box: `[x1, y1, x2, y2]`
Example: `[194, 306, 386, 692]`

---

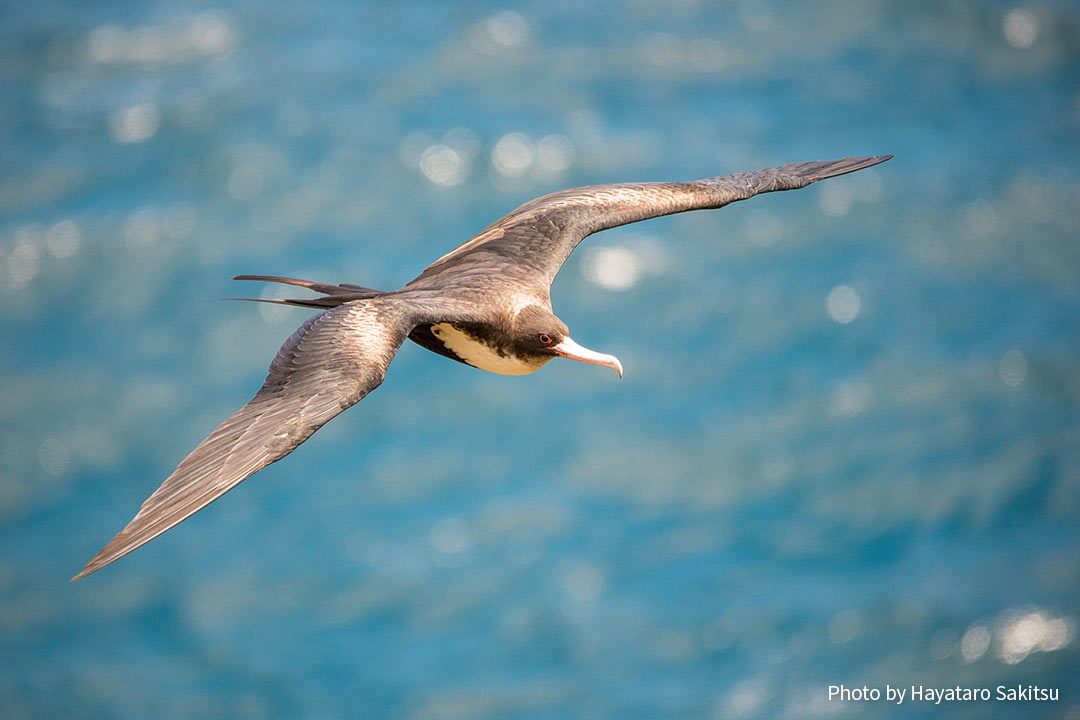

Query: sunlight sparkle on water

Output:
[996, 608, 1074, 664]
[999, 349, 1028, 388]
[583, 246, 641, 291]
[86, 12, 235, 66]
[961, 624, 991, 661]
[484, 11, 529, 47]
[109, 103, 160, 144]
[825, 284, 860, 324]
[1003, 9, 1039, 49]
[45, 220, 81, 259]
[6, 227, 42, 288]
[492, 133, 535, 178]
[420, 145, 469, 187]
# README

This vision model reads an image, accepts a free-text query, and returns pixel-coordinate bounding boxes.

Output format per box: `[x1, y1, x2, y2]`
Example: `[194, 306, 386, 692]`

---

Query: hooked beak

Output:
[551, 336, 623, 379]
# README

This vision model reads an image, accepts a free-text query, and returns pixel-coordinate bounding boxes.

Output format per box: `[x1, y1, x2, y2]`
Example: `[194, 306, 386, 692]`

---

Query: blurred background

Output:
[2, 1, 1079, 718]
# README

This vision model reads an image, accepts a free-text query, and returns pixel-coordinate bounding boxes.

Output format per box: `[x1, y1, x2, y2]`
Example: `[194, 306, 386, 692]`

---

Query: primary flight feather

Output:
[74, 154, 891, 581]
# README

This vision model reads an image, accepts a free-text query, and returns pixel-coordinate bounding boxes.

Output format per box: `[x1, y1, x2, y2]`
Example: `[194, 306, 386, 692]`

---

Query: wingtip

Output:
[73, 529, 135, 582]
[70, 565, 94, 582]
[844, 153, 893, 167]
[71, 547, 113, 581]
[232, 274, 280, 282]
[803, 154, 893, 182]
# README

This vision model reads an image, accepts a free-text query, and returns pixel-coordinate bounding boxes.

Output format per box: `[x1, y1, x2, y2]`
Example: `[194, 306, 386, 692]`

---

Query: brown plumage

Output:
[73, 155, 891, 581]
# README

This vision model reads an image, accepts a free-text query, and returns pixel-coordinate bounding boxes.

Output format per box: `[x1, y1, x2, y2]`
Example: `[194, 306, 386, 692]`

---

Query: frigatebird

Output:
[73, 155, 891, 580]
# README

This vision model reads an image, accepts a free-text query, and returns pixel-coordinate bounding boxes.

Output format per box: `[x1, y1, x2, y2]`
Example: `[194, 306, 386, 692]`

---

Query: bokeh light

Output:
[1003, 8, 1039, 49]
[108, 103, 160, 144]
[825, 284, 860, 324]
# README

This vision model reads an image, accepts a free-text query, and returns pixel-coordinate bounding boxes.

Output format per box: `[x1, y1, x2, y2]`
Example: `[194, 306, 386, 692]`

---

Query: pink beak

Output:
[551, 336, 623, 378]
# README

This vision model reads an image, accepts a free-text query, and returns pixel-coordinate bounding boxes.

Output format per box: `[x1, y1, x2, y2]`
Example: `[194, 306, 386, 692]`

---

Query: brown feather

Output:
[408, 155, 892, 291]
[72, 299, 417, 581]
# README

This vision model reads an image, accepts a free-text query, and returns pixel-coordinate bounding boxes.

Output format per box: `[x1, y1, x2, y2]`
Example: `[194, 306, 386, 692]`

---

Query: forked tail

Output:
[228, 275, 386, 309]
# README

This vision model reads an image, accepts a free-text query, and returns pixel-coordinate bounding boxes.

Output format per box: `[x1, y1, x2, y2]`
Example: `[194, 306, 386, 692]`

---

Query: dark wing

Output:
[407, 156, 892, 293]
[73, 298, 416, 581]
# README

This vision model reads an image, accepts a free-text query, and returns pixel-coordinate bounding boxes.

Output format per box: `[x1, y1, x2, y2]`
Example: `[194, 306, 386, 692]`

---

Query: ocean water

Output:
[2, 1, 1078, 718]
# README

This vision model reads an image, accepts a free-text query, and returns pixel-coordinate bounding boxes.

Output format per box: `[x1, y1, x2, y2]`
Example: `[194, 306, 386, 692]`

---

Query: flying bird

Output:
[73, 154, 891, 581]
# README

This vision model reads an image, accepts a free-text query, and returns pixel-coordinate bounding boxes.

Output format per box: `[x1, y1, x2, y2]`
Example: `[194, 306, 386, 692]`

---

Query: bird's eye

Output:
[539, 334, 552, 345]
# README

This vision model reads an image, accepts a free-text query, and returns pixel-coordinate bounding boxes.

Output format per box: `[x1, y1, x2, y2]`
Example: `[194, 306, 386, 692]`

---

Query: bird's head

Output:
[513, 305, 623, 378]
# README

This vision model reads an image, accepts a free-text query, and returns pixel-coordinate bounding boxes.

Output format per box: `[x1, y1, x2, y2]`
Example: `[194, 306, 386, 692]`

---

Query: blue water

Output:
[2, 1, 1079, 718]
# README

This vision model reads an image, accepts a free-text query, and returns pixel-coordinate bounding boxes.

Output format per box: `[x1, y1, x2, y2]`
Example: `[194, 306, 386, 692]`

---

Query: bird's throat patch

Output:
[429, 323, 542, 375]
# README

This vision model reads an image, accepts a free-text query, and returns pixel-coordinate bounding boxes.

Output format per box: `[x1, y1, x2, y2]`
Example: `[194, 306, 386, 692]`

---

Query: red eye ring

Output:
[539, 334, 552, 345]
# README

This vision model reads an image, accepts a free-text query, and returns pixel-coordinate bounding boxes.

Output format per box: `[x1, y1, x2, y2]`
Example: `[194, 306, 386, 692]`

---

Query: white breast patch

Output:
[430, 323, 543, 376]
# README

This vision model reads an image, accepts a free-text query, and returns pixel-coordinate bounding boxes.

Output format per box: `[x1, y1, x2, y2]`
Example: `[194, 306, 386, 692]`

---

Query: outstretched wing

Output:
[73, 298, 416, 581]
[408, 156, 891, 293]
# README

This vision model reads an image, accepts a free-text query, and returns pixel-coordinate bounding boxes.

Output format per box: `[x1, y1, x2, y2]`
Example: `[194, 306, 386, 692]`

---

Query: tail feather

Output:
[225, 297, 348, 309]
[230, 275, 385, 309]
[232, 275, 383, 297]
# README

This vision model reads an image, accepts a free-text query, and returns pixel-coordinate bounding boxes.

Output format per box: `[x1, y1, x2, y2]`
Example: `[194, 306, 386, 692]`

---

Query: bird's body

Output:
[74, 155, 891, 581]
